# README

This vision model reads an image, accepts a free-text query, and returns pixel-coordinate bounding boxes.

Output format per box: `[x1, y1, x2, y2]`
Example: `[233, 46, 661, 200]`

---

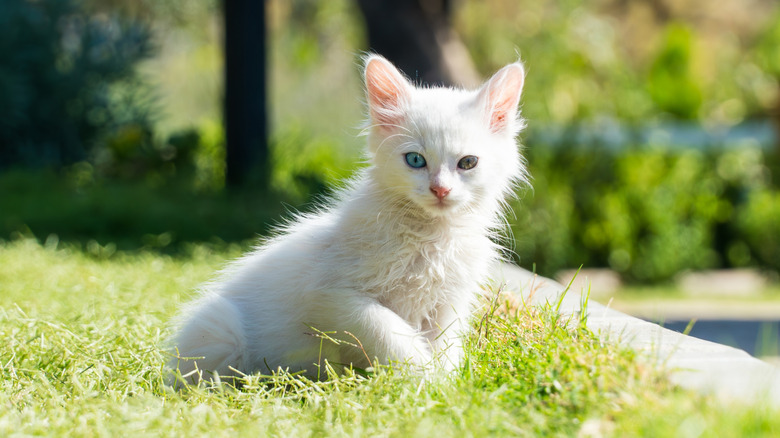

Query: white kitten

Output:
[169, 55, 526, 383]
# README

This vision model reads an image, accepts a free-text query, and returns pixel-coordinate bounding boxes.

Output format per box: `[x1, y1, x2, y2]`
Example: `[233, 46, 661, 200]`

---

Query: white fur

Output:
[169, 55, 526, 382]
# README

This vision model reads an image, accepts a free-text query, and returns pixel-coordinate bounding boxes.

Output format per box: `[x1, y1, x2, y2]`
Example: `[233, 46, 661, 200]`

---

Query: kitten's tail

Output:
[167, 293, 247, 386]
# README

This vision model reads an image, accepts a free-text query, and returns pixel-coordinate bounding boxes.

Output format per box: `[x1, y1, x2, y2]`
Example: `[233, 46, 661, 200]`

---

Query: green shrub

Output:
[511, 144, 779, 282]
[0, 0, 154, 169]
[647, 24, 702, 120]
[737, 189, 780, 271]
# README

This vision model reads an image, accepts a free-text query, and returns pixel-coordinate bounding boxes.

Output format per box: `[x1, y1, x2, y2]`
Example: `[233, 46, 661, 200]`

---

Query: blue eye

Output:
[405, 152, 427, 168]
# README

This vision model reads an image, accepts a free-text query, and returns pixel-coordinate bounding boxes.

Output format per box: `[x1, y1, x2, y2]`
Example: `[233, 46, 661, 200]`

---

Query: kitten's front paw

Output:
[400, 338, 434, 367]
[433, 347, 463, 373]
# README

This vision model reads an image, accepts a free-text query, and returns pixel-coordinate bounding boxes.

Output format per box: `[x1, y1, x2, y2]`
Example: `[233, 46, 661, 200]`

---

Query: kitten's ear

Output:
[477, 62, 525, 135]
[364, 55, 411, 130]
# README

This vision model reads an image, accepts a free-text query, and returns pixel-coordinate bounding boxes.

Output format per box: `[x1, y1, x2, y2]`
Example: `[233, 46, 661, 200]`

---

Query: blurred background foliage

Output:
[0, 0, 156, 169]
[1, 0, 779, 283]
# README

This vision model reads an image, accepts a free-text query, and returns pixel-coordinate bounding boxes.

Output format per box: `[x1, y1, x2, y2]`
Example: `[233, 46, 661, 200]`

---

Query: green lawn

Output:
[1, 238, 778, 436]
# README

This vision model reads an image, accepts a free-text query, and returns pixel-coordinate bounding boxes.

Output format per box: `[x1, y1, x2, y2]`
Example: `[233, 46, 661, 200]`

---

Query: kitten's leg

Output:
[168, 294, 246, 385]
[427, 304, 471, 372]
[319, 292, 433, 369]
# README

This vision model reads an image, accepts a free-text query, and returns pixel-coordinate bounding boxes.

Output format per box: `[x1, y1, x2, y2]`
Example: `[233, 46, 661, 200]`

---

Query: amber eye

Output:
[457, 155, 478, 170]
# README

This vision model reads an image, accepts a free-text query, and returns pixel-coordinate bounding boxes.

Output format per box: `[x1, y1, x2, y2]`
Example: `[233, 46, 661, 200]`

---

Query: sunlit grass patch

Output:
[1, 238, 778, 436]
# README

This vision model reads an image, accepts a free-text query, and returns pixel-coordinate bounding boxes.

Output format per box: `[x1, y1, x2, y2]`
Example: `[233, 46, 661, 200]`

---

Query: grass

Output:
[0, 169, 294, 253]
[1, 238, 779, 436]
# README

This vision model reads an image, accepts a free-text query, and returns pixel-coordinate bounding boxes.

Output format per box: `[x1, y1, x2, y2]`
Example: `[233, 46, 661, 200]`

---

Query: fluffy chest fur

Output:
[325, 189, 497, 328]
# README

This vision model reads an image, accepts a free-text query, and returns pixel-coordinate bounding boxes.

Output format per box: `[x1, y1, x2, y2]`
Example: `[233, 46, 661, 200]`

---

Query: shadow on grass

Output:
[0, 170, 309, 253]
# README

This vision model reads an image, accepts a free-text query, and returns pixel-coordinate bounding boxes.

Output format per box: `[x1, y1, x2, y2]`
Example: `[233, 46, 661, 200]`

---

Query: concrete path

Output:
[494, 263, 780, 407]
[611, 299, 780, 321]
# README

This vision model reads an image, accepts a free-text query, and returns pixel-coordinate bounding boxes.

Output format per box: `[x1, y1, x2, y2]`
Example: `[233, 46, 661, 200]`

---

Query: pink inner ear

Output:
[484, 65, 524, 134]
[365, 58, 408, 128]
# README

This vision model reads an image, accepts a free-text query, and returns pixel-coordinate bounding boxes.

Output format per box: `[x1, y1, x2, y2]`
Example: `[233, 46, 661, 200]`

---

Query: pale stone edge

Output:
[493, 262, 780, 408]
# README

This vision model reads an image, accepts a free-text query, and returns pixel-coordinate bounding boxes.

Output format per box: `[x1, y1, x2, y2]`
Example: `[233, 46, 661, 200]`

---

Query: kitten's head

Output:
[363, 55, 526, 220]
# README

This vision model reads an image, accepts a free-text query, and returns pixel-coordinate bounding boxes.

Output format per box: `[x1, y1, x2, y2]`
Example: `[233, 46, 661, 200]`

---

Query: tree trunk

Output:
[223, 0, 268, 187]
[356, 0, 479, 88]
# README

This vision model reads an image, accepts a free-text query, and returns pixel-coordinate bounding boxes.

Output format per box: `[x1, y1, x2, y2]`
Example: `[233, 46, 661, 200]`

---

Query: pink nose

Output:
[430, 185, 451, 200]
